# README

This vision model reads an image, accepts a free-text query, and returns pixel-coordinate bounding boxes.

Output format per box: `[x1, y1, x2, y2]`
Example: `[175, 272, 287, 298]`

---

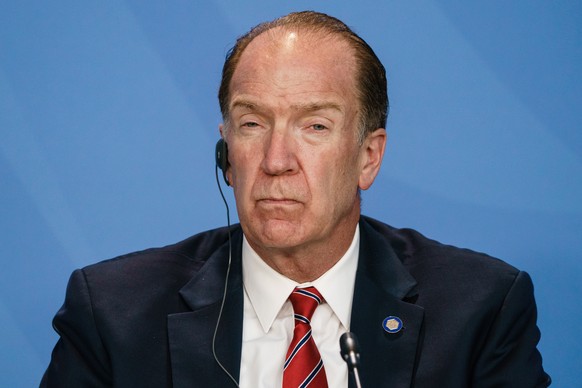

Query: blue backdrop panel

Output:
[1, 1, 580, 386]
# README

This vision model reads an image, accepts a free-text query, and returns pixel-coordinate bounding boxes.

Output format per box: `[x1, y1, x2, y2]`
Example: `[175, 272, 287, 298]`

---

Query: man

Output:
[42, 11, 550, 387]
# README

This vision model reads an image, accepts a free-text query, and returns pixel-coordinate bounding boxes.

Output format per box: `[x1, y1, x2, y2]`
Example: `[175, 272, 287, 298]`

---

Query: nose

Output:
[260, 129, 299, 176]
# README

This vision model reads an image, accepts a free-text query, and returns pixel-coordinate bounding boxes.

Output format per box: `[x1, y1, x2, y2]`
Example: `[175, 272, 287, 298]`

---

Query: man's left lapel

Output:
[349, 218, 425, 388]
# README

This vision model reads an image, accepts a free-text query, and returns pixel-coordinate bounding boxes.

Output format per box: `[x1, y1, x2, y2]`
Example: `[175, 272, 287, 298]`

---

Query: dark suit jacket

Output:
[41, 216, 550, 387]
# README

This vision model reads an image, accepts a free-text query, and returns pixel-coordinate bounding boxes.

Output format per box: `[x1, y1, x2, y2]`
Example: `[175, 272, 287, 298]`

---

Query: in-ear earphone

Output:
[215, 139, 230, 186]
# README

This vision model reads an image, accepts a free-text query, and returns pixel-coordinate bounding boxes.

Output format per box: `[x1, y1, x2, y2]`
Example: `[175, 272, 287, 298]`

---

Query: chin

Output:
[253, 219, 307, 248]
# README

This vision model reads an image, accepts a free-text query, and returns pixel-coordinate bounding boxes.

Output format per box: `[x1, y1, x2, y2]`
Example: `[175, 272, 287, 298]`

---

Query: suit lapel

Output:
[350, 219, 425, 388]
[168, 228, 244, 388]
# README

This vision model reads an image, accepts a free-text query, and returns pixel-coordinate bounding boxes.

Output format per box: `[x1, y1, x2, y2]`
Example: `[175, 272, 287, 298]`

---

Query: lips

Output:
[257, 198, 301, 205]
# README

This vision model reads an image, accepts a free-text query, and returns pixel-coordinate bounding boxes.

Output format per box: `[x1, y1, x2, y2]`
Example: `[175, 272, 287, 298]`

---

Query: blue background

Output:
[1, 1, 581, 386]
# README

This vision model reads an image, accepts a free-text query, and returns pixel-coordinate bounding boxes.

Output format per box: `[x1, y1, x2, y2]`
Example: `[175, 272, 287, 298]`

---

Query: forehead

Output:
[228, 28, 358, 110]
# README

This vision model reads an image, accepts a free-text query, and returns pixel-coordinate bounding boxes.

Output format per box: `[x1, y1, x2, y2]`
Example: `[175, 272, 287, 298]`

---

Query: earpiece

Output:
[212, 138, 238, 387]
[215, 139, 230, 186]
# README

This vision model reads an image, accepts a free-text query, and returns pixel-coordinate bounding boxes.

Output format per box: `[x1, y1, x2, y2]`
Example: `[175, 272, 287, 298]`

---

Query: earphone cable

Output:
[212, 165, 239, 387]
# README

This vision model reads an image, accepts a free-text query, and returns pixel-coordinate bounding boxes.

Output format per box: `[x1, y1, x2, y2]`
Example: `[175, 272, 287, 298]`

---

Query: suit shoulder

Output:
[361, 216, 520, 282]
[361, 216, 532, 335]
[80, 225, 236, 288]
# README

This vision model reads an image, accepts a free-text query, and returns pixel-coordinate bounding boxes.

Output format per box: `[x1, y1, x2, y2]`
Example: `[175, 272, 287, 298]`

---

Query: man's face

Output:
[222, 29, 385, 260]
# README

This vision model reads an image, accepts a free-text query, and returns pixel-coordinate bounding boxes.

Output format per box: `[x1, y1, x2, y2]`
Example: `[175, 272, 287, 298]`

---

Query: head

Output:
[217, 11, 387, 278]
[219, 11, 388, 144]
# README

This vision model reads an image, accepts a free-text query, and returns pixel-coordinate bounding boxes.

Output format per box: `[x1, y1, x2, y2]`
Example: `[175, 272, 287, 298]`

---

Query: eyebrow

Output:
[291, 101, 343, 113]
[231, 99, 257, 111]
[230, 99, 343, 114]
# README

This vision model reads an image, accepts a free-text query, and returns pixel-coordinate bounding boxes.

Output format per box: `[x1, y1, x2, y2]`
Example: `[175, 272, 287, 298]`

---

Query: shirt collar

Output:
[242, 225, 360, 333]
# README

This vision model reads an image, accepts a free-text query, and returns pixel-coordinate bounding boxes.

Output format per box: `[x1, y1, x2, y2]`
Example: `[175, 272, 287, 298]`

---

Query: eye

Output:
[311, 123, 327, 131]
[242, 121, 259, 128]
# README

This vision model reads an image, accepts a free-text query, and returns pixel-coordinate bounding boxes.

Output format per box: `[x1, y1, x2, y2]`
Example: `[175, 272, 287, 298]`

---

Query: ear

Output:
[358, 128, 387, 190]
[219, 123, 225, 138]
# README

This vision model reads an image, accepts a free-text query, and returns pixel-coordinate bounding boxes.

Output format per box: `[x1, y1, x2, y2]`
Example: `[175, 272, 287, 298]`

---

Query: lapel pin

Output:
[382, 316, 403, 334]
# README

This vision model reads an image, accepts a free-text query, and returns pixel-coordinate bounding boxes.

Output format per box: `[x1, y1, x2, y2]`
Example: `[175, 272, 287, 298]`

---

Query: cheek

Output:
[308, 155, 355, 198]
[327, 153, 362, 196]
[229, 145, 257, 185]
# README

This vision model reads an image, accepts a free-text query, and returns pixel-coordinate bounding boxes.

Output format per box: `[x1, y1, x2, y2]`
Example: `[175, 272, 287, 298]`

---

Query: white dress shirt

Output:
[239, 225, 360, 388]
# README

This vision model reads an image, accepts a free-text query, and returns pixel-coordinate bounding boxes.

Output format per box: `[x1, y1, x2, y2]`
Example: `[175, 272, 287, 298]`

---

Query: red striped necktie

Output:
[283, 287, 329, 388]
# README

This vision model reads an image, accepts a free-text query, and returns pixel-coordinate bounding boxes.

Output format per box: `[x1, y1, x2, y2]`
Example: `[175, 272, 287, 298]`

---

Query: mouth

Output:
[258, 198, 301, 205]
[255, 195, 305, 210]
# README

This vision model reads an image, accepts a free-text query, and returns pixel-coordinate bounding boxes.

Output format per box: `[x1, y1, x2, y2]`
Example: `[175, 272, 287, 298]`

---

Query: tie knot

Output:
[289, 286, 323, 322]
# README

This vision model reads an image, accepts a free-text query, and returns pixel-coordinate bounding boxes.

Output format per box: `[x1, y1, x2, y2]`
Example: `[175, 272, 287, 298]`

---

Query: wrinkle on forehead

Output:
[228, 27, 359, 120]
